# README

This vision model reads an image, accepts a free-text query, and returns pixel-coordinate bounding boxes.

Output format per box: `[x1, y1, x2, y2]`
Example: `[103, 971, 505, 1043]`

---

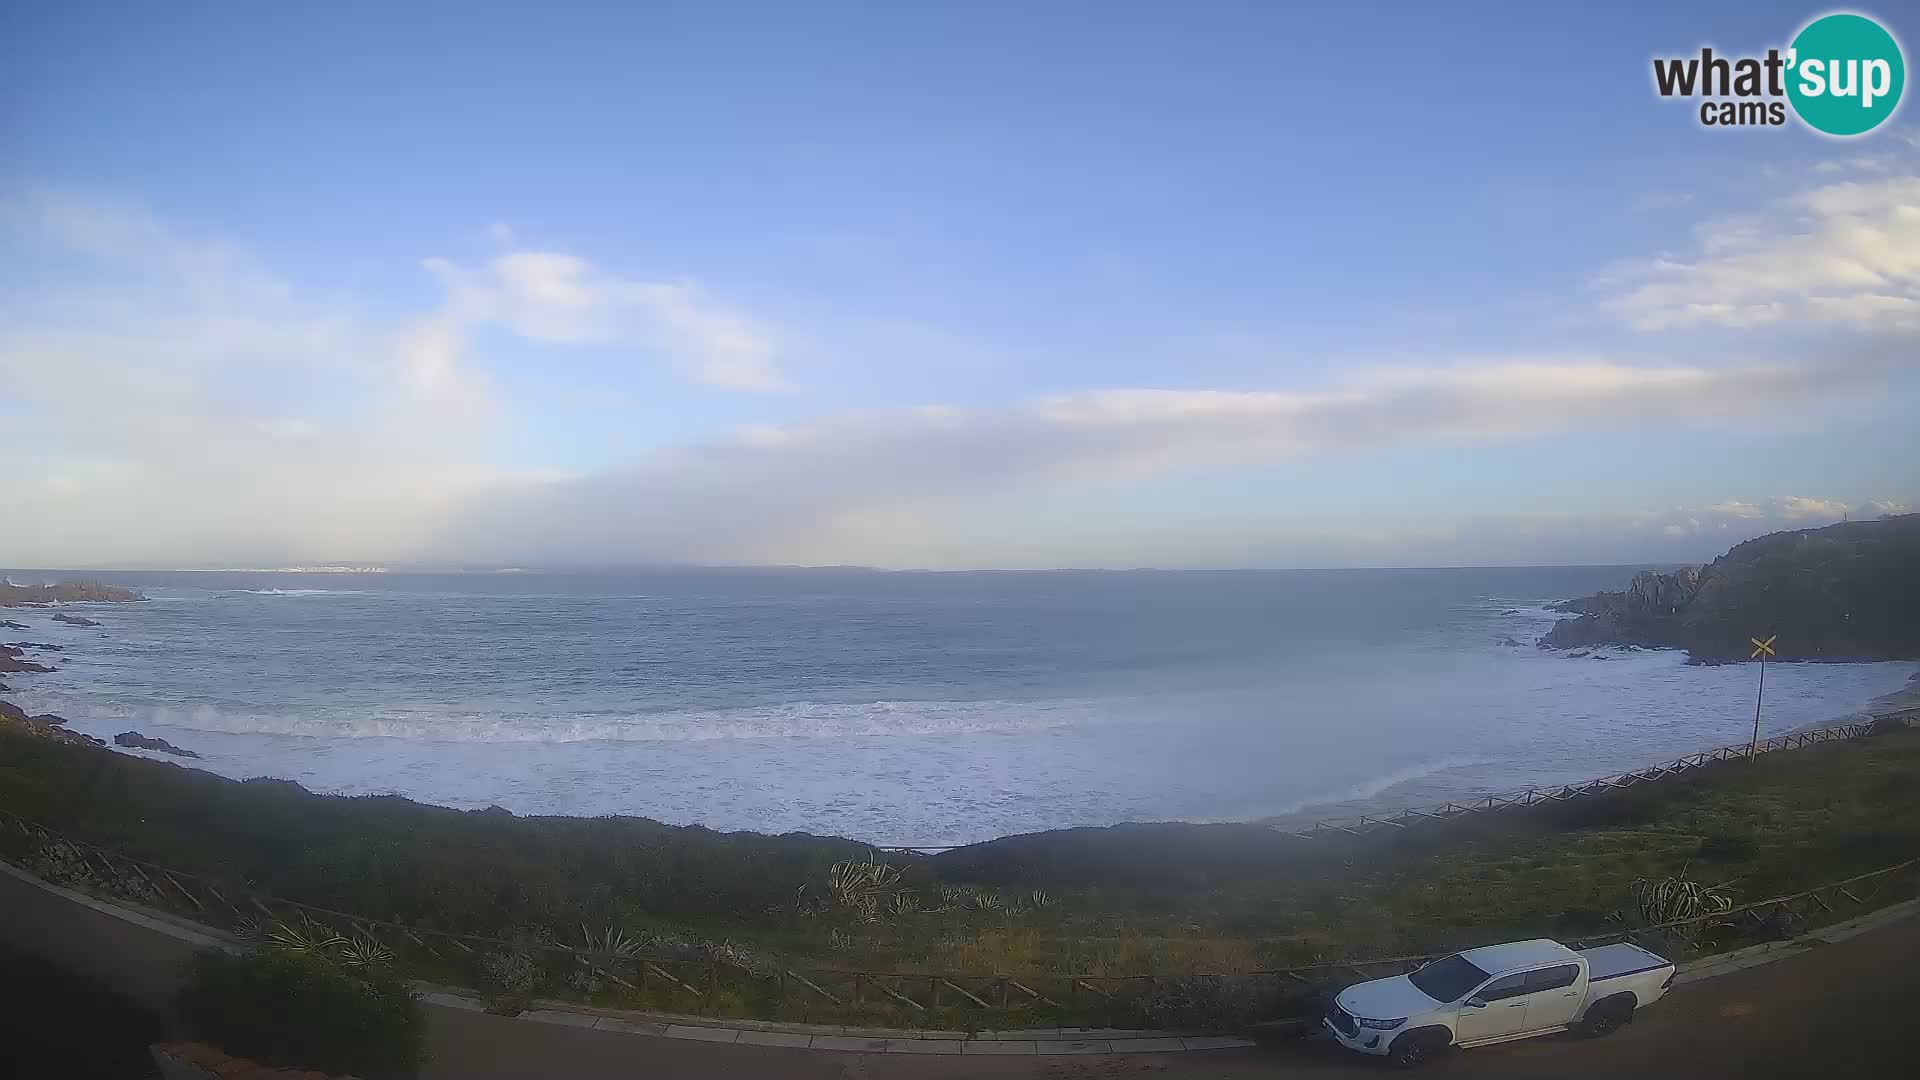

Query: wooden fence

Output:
[876, 715, 1912, 852]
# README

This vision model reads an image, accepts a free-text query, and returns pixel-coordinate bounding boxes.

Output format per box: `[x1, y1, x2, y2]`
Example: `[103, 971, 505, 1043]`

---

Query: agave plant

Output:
[887, 890, 921, 917]
[1024, 889, 1054, 911]
[962, 886, 1002, 912]
[1631, 874, 1735, 925]
[267, 917, 347, 957]
[827, 857, 903, 919]
[579, 924, 643, 959]
[336, 932, 395, 968]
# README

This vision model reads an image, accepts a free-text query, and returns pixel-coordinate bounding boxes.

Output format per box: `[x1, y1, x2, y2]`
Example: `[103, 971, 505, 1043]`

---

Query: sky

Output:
[2, 1, 1916, 570]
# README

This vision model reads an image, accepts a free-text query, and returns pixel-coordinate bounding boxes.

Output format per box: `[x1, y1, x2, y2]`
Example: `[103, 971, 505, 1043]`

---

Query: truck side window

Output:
[1477, 972, 1529, 1001]
[1525, 964, 1580, 992]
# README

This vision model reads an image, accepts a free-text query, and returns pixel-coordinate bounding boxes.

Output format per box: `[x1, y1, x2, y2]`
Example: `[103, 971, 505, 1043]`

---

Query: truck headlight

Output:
[1357, 1016, 1406, 1030]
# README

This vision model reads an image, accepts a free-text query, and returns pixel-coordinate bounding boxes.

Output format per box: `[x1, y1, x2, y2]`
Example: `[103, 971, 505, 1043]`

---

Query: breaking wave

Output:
[1266, 755, 1493, 818]
[149, 698, 1100, 743]
[236, 589, 364, 596]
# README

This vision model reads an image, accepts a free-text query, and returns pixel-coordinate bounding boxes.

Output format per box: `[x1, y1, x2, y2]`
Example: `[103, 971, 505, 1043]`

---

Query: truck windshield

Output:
[1407, 954, 1491, 1003]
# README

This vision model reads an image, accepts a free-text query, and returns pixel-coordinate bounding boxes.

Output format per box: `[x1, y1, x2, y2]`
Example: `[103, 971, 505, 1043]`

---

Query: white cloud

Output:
[0, 194, 506, 567]
[433, 356, 1890, 566]
[0, 193, 781, 566]
[1772, 495, 1851, 520]
[1605, 172, 1920, 331]
[1, 190, 1912, 571]
[425, 251, 784, 390]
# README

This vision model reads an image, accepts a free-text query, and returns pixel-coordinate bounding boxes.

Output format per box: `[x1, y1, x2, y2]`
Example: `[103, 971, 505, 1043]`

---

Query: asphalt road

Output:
[425, 912, 1920, 1079]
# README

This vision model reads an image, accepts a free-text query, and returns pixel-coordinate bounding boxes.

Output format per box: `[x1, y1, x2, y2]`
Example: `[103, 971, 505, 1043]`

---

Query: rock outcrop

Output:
[114, 731, 202, 758]
[51, 612, 102, 627]
[0, 580, 142, 607]
[1541, 514, 1920, 662]
[1, 699, 103, 747]
[0, 645, 56, 674]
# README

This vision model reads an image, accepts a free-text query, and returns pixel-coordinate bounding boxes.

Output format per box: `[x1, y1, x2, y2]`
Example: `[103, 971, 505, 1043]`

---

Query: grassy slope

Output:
[3, 725, 1918, 981]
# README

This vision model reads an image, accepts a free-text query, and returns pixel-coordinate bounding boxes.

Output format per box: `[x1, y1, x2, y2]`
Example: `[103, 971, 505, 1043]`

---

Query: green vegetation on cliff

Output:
[1542, 514, 1920, 662]
[4, 719, 1918, 991]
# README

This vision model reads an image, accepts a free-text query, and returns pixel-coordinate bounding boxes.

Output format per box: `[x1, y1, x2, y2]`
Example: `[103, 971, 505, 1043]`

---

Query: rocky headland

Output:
[0, 581, 166, 752]
[1540, 514, 1920, 663]
[0, 579, 143, 607]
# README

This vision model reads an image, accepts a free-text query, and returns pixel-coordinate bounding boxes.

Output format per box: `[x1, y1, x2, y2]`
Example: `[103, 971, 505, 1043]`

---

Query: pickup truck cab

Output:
[1324, 938, 1674, 1068]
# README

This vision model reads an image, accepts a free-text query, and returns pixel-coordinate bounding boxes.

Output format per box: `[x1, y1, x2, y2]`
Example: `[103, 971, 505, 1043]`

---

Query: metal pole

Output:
[1748, 653, 1767, 760]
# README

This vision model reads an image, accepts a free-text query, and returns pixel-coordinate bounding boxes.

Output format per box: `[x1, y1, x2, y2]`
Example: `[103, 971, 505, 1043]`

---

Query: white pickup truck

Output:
[1324, 938, 1674, 1067]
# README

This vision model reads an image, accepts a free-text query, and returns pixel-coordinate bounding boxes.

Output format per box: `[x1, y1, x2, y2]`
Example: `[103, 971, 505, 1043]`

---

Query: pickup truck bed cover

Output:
[1579, 941, 1672, 981]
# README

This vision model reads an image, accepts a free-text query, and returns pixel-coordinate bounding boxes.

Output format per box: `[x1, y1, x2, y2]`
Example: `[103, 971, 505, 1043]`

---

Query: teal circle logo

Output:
[1787, 13, 1905, 136]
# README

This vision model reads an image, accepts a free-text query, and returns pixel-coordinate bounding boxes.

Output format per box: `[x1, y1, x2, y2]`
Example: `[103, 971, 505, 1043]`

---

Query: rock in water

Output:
[51, 613, 102, 627]
[0, 646, 55, 674]
[113, 731, 202, 758]
[0, 580, 142, 607]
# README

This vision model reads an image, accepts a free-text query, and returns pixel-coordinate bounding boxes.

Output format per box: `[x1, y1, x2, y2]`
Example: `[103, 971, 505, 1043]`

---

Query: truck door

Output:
[1522, 963, 1583, 1030]
[1455, 971, 1531, 1043]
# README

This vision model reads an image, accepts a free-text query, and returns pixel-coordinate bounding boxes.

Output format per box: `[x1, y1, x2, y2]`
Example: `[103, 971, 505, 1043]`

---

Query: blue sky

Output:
[2, 1, 1916, 568]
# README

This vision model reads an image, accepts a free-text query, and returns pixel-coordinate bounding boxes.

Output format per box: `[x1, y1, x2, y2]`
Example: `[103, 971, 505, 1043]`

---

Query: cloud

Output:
[425, 251, 783, 390]
[433, 356, 1891, 566]
[1603, 169, 1920, 331]
[1381, 497, 1914, 568]
[1, 190, 1912, 571]
[0, 193, 506, 567]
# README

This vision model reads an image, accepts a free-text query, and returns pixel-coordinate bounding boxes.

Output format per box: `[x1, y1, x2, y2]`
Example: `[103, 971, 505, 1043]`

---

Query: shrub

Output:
[179, 947, 425, 1079]
[1142, 974, 1277, 1031]
[1696, 829, 1758, 862]
[1630, 874, 1734, 924]
[478, 948, 542, 1014]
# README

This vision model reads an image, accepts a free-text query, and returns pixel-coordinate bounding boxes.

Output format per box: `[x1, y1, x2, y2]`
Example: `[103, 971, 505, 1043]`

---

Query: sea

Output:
[3, 567, 1912, 847]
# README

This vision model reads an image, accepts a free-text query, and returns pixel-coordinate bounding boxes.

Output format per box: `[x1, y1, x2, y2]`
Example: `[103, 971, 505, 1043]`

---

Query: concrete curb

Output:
[1673, 897, 1920, 986]
[416, 988, 1255, 1055]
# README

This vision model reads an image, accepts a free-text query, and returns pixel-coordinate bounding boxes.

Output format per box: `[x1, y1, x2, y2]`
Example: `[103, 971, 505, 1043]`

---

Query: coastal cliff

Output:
[1540, 514, 1920, 663]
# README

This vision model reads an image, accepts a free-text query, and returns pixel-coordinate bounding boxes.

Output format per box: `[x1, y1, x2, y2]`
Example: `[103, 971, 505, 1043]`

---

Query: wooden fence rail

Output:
[874, 715, 1915, 852]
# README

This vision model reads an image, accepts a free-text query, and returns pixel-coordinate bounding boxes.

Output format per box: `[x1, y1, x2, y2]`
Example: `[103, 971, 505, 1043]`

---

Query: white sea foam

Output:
[150, 698, 1098, 743]
[235, 588, 363, 596]
[1265, 755, 1493, 818]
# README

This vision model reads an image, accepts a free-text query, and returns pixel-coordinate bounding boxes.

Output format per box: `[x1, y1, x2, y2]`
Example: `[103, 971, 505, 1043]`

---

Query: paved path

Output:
[425, 911, 1920, 1078]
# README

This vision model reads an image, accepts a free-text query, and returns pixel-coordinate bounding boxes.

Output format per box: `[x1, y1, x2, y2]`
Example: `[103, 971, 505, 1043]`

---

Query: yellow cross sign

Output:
[1750, 635, 1777, 659]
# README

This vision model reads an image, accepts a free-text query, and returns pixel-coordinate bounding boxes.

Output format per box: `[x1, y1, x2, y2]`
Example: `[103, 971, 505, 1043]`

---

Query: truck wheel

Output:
[1580, 996, 1635, 1038]
[1388, 1030, 1447, 1069]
